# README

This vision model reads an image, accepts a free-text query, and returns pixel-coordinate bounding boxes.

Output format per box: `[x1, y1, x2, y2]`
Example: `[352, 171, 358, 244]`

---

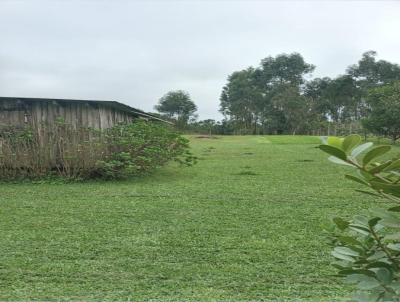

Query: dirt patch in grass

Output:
[235, 170, 258, 176]
[196, 135, 219, 139]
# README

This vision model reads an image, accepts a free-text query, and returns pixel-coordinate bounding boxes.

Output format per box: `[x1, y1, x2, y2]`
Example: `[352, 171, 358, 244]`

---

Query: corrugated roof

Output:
[0, 96, 170, 124]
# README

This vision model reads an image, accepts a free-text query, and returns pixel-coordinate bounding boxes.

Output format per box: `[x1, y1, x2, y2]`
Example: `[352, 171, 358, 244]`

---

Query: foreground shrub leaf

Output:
[342, 134, 362, 154]
[345, 174, 370, 186]
[334, 246, 360, 257]
[388, 206, 400, 212]
[370, 208, 398, 220]
[319, 135, 400, 300]
[368, 217, 381, 227]
[387, 243, 400, 251]
[375, 268, 392, 285]
[333, 217, 349, 230]
[366, 261, 392, 270]
[319, 145, 347, 161]
[383, 159, 400, 172]
[328, 156, 355, 167]
[332, 251, 355, 262]
[327, 136, 344, 149]
[349, 225, 370, 236]
[355, 189, 381, 198]
[362, 145, 391, 166]
[351, 142, 373, 158]
[367, 251, 386, 261]
[370, 181, 400, 198]
[385, 233, 400, 240]
[345, 274, 380, 290]
[368, 161, 393, 174]
[351, 290, 381, 302]
[337, 236, 363, 247]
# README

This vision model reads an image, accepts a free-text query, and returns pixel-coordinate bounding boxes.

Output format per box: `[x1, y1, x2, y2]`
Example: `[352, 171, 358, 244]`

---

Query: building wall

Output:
[0, 98, 136, 130]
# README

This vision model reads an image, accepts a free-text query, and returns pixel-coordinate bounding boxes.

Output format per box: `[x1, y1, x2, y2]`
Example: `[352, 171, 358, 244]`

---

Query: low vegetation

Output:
[2, 135, 396, 301]
[0, 120, 195, 180]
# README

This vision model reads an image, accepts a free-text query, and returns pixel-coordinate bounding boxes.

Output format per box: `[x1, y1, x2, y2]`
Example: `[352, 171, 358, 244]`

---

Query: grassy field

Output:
[0, 135, 394, 301]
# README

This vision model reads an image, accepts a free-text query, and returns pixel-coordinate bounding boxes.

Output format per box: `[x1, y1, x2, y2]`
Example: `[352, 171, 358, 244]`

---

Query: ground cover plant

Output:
[1, 135, 398, 301]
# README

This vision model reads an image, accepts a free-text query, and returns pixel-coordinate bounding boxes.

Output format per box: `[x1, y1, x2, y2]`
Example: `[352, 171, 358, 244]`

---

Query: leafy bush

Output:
[319, 135, 400, 301]
[95, 121, 196, 179]
[0, 120, 196, 180]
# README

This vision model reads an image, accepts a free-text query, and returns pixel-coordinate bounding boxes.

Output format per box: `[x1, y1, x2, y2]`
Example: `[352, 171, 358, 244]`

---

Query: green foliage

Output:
[0, 120, 196, 180]
[219, 67, 264, 134]
[96, 121, 196, 179]
[320, 134, 400, 301]
[188, 119, 217, 136]
[348, 51, 400, 92]
[220, 54, 315, 135]
[259, 52, 315, 86]
[0, 135, 357, 301]
[154, 90, 197, 129]
[219, 51, 400, 136]
[363, 81, 400, 143]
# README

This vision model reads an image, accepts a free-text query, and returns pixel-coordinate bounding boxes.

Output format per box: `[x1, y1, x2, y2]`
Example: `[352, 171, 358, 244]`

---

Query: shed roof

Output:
[0, 96, 169, 123]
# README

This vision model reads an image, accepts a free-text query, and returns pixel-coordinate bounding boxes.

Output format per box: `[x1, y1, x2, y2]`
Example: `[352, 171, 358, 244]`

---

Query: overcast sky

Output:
[0, 0, 399, 120]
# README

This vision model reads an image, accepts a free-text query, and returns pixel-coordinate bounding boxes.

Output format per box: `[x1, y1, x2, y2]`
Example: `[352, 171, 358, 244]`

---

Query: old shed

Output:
[0, 97, 165, 130]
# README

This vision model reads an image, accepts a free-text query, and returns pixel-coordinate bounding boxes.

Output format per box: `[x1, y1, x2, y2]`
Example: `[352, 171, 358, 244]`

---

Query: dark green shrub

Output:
[319, 135, 400, 301]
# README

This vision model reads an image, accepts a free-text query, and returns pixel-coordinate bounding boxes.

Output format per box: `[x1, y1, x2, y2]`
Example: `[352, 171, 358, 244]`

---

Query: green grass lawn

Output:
[0, 135, 394, 301]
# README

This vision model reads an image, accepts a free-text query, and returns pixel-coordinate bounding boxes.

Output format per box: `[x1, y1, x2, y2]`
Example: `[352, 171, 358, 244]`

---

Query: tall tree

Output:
[340, 51, 400, 122]
[255, 53, 315, 133]
[325, 75, 361, 122]
[306, 75, 366, 119]
[155, 90, 197, 128]
[304, 77, 332, 120]
[347, 51, 400, 90]
[219, 67, 264, 134]
[218, 51, 400, 136]
[362, 81, 400, 143]
[271, 85, 311, 135]
[220, 53, 316, 134]
[256, 52, 315, 87]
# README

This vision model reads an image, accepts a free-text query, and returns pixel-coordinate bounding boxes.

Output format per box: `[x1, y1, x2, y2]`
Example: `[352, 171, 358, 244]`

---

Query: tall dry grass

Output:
[0, 123, 106, 179]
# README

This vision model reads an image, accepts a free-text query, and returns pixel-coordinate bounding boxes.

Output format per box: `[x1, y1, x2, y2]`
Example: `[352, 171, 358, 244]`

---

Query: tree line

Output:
[154, 51, 400, 141]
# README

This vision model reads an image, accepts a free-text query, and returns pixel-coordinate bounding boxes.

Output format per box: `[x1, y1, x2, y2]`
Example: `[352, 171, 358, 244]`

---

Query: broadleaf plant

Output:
[319, 135, 400, 301]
